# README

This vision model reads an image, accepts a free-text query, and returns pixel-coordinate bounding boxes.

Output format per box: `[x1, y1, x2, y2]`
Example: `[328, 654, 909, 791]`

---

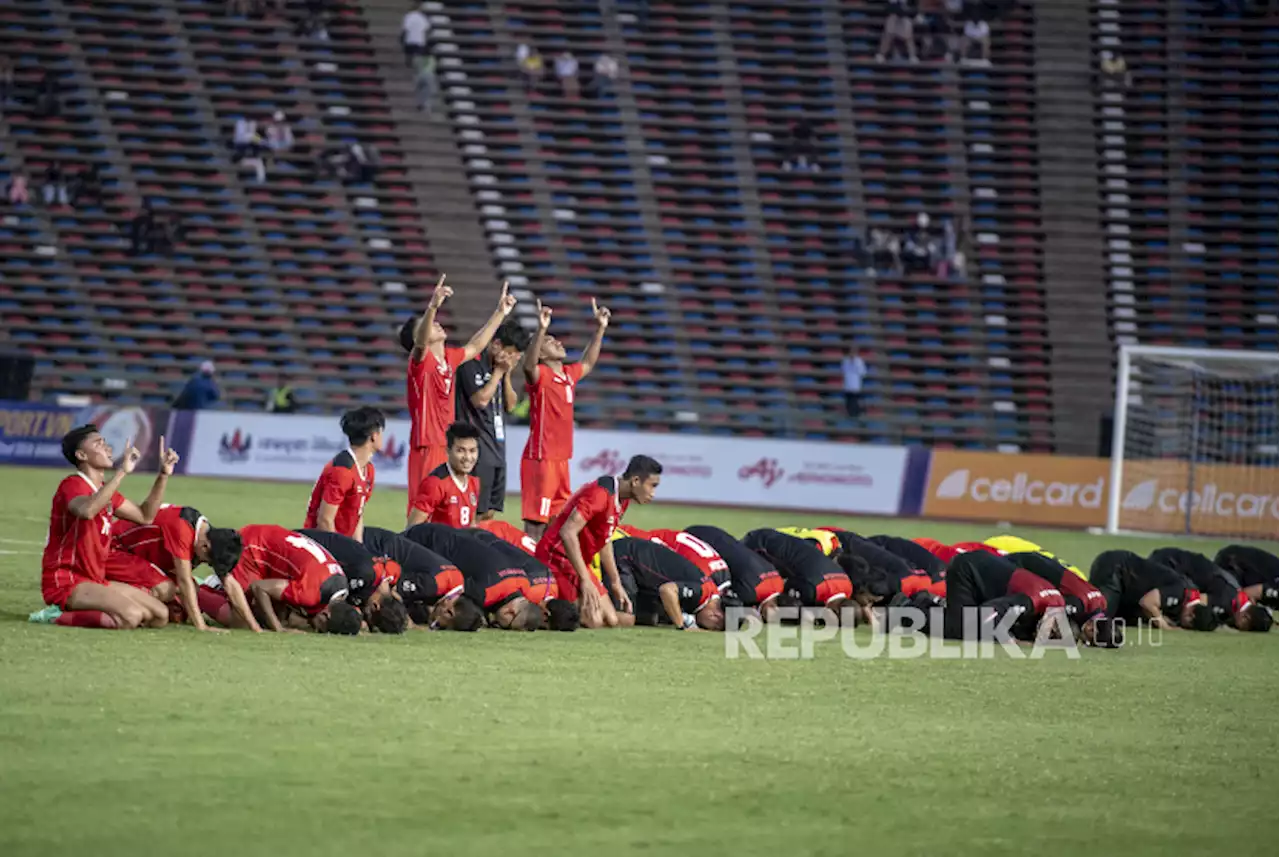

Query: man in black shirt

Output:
[1150, 548, 1272, 633]
[611, 537, 723, 630]
[403, 522, 541, 631]
[1089, 550, 1205, 630]
[467, 527, 579, 631]
[743, 529, 860, 621]
[867, 534, 947, 580]
[942, 551, 1067, 642]
[686, 525, 785, 618]
[1214, 545, 1279, 609]
[454, 319, 529, 520]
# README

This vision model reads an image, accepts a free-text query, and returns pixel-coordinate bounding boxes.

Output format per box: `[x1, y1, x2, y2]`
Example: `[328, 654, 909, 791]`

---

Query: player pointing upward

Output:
[401, 275, 517, 513]
[521, 297, 610, 539]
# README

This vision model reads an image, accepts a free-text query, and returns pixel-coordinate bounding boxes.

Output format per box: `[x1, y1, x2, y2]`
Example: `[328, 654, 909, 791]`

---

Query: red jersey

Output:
[536, 476, 628, 569]
[407, 345, 467, 448]
[475, 519, 538, 554]
[523, 362, 584, 461]
[914, 537, 963, 564]
[303, 449, 374, 538]
[647, 528, 730, 582]
[951, 541, 1005, 557]
[111, 505, 205, 573]
[42, 473, 124, 588]
[410, 464, 479, 528]
[231, 525, 346, 611]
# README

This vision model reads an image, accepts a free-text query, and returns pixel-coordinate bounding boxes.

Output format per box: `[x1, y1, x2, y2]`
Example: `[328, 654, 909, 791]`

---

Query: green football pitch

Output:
[0, 464, 1275, 857]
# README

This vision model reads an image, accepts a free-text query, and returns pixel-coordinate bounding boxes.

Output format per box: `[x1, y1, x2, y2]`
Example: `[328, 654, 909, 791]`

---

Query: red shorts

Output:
[521, 458, 572, 524]
[408, 446, 448, 513]
[815, 574, 854, 607]
[105, 551, 169, 593]
[1007, 569, 1065, 614]
[754, 573, 785, 606]
[42, 570, 97, 610]
[549, 559, 607, 603]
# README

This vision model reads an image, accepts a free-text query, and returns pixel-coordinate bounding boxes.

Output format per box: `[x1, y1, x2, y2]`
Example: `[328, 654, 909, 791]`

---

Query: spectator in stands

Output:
[232, 116, 266, 183]
[414, 55, 440, 115]
[174, 361, 221, 411]
[957, 5, 992, 66]
[554, 50, 580, 99]
[72, 163, 104, 207]
[516, 43, 544, 93]
[5, 173, 30, 206]
[264, 111, 294, 154]
[37, 69, 61, 118]
[876, 0, 919, 64]
[149, 210, 183, 256]
[1099, 51, 1131, 90]
[295, 11, 330, 41]
[588, 53, 620, 99]
[841, 347, 869, 419]
[865, 227, 901, 276]
[902, 212, 938, 274]
[42, 162, 70, 207]
[267, 375, 298, 414]
[402, 2, 431, 68]
[129, 201, 156, 256]
[781, 119, 819, 173]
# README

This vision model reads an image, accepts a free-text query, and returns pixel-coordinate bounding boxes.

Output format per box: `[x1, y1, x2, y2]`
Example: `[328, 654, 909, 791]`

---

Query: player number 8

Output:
[460, 507, 471, 526]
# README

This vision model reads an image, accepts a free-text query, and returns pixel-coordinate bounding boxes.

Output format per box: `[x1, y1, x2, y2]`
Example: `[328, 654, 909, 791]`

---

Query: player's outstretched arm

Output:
[577, 298, 611, 378]
[559, 509, 602, 623]
[222, 576, 264, 632]
[412, 274, 450, 359]
[132, 435, 179, 524]
[173, 558, 216, 632]
[462, 281, 517, 362]
[658, 583, 696, 630]
[249, 579, 289, 632]
[522, 299, 552, 385]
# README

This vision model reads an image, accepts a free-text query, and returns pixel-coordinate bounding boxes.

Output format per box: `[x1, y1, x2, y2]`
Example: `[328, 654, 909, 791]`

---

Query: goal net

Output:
[1107, 345, 1279, 538]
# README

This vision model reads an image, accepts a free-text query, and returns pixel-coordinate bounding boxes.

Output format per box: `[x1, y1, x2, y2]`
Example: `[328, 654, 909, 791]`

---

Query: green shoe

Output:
[29, 605, 62, 624]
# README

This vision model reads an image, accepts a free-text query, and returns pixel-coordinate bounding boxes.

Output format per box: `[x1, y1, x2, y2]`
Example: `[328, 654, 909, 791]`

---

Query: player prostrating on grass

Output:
[37, 425, 180, 630]
[407, 422, 481, 528]
[520, 297, 611, 540]
[401, 275, 518, 513]
[535, 455, 663, 629]
[303, 406, 384, 541]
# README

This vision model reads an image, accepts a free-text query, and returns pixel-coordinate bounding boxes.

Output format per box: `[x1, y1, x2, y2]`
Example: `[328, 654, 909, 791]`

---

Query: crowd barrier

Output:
[4, 404, 1275, 534]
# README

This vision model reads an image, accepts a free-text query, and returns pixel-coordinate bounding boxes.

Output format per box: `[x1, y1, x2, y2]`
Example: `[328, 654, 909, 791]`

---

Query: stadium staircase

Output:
[1, 0, 1274, 453]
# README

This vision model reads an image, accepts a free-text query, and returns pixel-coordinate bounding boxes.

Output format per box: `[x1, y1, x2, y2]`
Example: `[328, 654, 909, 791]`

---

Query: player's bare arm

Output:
[577, 298, 611, 378]
[315, 501, 340, 533]
[222, 576, 264, 632]
[522, 299, 552, 385]
[658, 583, 696, 630]
[116, 440, 180, 526]
[462, 281, 517, 362]
[352, 517, 365, 545]
[501, 364, 520, 411]
[1138, 590, 1171, 629]
[412, 274, 450, 359]
[172, 557, 216, 632]
[559, 509, 604, 618]
[249, 579, 289, 632]
[68, 439, 138, 520]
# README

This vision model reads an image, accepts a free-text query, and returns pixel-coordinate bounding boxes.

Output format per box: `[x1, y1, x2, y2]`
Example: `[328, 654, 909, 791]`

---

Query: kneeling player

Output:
[220, 525, 359, 634]
[1214, 545, 1279, 609]
[1088, 550, 1204, 631]
[39, 426, 180, 630]
[361, 526, 463, 631]
[1002, 551, 1117, 646]
[866, 534, 947, 580]
[686, 525, 785, 620]
[403, 522, 541, 631]
[612, 537, 723, 631]
[743, 528, 862, 623]
[941, 551, 1066, 641]
[407, 422, 481, 528]
[621, 525, 731, 592]
[468, 528, 579, 631]
[1150, 547, 1272, 633]
[535, 455, 663, 629]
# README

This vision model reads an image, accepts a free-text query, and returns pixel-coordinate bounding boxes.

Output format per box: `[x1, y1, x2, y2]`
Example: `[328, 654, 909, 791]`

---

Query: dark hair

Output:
[546, 599, 579, 632]
[61, 424, 99, 466]
[445, 421, 481, 449]
[208, 528, 244, 579]
[325, 601, 363, 635]
[496, 319, 532, 351]
[451, 596, 485, 632]
[1244, 603, 1273, 634]
[1190, 603, 1219, 633]
[340, 407, 385, 446]
[398, 317, 418, 354]
[509, 599, 542, 632]
[622, 454, 663, 481]
[406, 600, 432, 626]
[373, 599, 410, 634]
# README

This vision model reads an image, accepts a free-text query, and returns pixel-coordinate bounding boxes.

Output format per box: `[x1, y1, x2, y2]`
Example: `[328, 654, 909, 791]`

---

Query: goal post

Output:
[1107, 344, 1279, 539]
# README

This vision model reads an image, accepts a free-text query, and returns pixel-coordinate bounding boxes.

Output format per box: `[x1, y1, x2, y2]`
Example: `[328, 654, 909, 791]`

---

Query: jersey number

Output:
[285, 534, 330, 564]
[539, 497, 551, 517]
[564, 385, 574, 404]
[671, 532, 729, 573]
[459, 506, 472, 526]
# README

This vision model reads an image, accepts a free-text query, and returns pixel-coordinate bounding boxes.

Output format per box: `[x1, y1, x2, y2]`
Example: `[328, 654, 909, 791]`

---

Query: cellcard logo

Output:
[1121, 478, 1278, 520]
[720, 607, 1161, 660]
[934, 468, 1104, 509]
[922, 452, 1112, 527]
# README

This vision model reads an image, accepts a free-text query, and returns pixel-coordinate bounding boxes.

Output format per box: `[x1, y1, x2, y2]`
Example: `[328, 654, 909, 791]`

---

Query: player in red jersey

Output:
[218, 525, 360, 634]
[401, 275, 517, 513]
[519, 297, 611, 539]
[535, 455, 662, 629]
[39, 425, 180, 630]
[620, 525, 732, 592]
[475, 518, 539, 554]
[407, 422, 480, 528]
[303, 406, 383, 540]
[109, 504, 243, 632]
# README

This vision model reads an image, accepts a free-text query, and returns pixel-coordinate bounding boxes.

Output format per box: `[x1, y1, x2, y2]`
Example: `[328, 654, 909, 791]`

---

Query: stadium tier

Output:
[1, 0, 1275, 452]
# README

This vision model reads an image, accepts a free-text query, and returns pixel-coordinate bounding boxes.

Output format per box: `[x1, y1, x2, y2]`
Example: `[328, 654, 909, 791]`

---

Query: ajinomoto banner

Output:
[922, 451, 1111, 527]
[1117, 460, 1279, 538]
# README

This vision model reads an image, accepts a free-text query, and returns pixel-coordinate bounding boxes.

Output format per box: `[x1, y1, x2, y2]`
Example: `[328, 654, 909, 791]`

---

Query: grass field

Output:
[0, 464, 1275, 857]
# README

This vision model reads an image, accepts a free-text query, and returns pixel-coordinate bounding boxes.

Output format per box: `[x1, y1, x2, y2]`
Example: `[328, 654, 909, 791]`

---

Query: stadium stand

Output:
[1, 0, 1275, 453]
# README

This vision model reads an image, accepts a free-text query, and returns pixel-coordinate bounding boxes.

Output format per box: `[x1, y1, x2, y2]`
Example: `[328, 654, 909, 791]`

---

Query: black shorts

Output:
[474, 451, 506, 515]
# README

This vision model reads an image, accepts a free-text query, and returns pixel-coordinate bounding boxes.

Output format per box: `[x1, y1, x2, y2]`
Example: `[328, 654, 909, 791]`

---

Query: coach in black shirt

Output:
[455, 320, 529, 519]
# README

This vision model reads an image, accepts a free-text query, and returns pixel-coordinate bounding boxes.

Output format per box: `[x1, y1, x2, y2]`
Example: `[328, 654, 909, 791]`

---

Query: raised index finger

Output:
[591, 297, 599, 314]
[159, 435, 167, 455]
